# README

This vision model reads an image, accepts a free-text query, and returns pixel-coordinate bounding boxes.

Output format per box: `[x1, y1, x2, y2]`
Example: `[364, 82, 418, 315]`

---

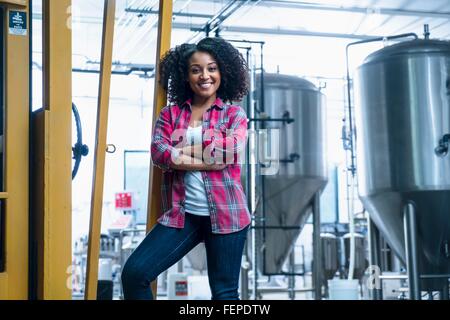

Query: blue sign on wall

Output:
[9, 11, 27, 36]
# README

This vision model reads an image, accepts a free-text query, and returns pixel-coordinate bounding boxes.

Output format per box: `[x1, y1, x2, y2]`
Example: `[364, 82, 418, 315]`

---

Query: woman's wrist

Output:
[170, 153, 207, 171]
[170, 154, 226, 171]
[177, 144, 204, 160]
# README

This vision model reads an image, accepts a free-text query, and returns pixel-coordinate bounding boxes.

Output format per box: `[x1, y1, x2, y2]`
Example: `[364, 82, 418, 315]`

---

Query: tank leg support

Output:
[403, 202, 421, 300]
[313, 192, 322, 300]
[368, 218, 383, 300]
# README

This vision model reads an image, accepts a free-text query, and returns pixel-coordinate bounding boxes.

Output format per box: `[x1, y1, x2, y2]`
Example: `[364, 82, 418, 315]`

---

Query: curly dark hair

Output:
[159, 37, 249, 106]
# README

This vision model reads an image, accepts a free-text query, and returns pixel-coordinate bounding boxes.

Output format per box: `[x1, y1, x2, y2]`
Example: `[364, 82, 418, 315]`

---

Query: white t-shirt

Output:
[183, 126, 210, 216]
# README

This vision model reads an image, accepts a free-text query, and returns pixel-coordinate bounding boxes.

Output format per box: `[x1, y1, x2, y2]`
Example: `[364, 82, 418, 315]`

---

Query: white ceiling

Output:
[32, 0, 450, 70]
[133, 0, 450, 38]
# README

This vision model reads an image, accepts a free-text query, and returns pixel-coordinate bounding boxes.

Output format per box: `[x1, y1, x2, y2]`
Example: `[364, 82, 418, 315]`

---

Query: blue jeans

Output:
[121, 213, 249, 300]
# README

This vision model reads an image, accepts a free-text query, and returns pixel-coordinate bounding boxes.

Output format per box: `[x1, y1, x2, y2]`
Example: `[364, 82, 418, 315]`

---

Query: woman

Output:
[121, 37, 251, 300]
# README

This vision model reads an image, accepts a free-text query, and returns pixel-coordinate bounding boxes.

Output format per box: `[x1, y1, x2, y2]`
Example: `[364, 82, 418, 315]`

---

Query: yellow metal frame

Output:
[84, 0, 116, 300]
[0, 1, 29, 300]
[31, 0, 72, 300]
[146, 0, 173, 299]
[0, 0, 26, 7]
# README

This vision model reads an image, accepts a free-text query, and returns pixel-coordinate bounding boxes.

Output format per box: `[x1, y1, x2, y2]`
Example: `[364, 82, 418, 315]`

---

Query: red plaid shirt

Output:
[151, 97, 251, 234]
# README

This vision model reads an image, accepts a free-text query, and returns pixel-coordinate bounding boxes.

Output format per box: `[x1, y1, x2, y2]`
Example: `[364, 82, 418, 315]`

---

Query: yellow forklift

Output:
[0, 0, 72, 300]
[0, 0, 172, 300]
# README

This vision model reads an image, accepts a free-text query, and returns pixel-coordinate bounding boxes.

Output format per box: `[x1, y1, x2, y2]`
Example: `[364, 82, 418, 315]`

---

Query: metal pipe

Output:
[72, 67, 154, 77]
[161, 270, 168, 293]
[181, 23, 403, 41]
[251, 212, 257, 299]
[380, 237, 389, 271]
[259, 42, 269, 278]
[225, 39, 265, 45]
[333, 167, 339, 224]
[260, 42, 265, 113]
[186, 0, 249, 43]
[423, 24, 430, 39]
[403, 202, 421, 300]
[241, 46, 252, 301]
[368, 218, 382, 300]
[248, 54, 258, 301]
[288, 249, 296, 300]
[240, 255, 249, 300]
[204, 0, 240, 34]
[379, 274, 450, 280]
[301, 245, 307, 284]
[312, 192, 322, 300]
[255, 41, 265, 291]
[177, 260, 183, 273]
[124, 8, 213, 19]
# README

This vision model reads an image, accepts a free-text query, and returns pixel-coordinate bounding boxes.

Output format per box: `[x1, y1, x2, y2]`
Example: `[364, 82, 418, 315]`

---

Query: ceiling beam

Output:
[124, 7, 213, 19]
[186, 0, 251, 42]
[174, 22, 387, 40]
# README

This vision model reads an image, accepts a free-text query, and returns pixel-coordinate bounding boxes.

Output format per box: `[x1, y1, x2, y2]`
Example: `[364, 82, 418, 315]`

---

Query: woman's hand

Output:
[169, 152, 227, 171]
[177, 144, 203, 159]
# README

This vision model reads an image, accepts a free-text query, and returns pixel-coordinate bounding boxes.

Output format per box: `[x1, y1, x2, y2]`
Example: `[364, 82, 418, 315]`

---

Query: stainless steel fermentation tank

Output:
[321, 233, 339, 282]
[254, 73, 328, 274]
[355, 38, 450, 290]
[343, 233, 367, 280]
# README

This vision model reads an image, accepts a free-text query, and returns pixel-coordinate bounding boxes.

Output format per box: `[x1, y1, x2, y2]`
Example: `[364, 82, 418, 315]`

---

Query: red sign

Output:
[175, 281, 188, 296]
[115, 192, 133, 210]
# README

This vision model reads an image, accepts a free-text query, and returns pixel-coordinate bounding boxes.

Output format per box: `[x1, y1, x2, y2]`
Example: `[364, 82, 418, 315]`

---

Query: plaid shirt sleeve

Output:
[203, 106, 248, 164]
[151, 106, 180, 172]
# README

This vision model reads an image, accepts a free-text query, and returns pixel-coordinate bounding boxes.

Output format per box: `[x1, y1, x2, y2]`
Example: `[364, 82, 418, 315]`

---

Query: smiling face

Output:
[188, 51, 221, 103]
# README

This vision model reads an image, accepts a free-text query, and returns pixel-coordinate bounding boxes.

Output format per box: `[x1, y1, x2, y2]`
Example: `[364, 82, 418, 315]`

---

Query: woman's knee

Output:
[121, 259, 154, 287]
